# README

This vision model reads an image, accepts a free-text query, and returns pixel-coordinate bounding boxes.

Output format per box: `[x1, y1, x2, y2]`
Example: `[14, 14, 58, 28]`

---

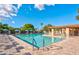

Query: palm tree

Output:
[40, 22, 44, 32]
[40, 23, 44, 29]
[40, 23, 43, 26]
[76, 8, 79, 20]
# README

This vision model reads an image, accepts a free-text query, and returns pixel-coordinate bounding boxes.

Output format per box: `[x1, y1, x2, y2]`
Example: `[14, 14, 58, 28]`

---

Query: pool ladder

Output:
[32, 38, 39, 50]
[32, 37, 45, 51]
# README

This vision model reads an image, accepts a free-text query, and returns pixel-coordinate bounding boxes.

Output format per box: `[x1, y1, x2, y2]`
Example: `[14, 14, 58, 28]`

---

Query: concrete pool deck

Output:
[0, 34, 79, 55]
[0, 34, 32, 55]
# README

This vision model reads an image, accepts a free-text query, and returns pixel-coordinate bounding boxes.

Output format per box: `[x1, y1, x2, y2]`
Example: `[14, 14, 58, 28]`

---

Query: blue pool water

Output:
[16, 33, 62, 48]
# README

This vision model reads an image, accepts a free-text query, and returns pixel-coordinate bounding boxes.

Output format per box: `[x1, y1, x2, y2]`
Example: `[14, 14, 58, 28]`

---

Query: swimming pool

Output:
[16, 33, 62, 48]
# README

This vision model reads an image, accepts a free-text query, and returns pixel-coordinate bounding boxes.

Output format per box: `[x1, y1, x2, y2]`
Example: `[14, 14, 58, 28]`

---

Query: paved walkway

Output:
[0, 34, 79, 55]
[52, 36, 79, 55]
[0, 34, 31, 55]
[32, 36, 79, 55]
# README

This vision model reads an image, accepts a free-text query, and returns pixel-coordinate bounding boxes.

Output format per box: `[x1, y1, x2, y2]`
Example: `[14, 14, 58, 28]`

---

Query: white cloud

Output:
[0, 4, 55, 20]
[47, 4, 55, 6]
[0, 4, 22, 20]
[17, 4, 22, 9]
[34, 4, 55, 11]
[10, 13, 17, 16]
[0, 9, 10, 17]
[12, 21, 15, 24]
[34, 4, 44, 11]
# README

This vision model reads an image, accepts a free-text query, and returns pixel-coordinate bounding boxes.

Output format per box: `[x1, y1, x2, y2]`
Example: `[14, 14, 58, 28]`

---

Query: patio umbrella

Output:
[15, 30, 20, 34]
[29, 30, 33, 33]
[25, 30, 29, 34]
[3, 29, 9, 34]
[3, 29, 8, 31]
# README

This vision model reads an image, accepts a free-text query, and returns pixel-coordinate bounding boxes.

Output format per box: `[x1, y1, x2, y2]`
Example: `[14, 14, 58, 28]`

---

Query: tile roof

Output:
[48, 24, 79, 29]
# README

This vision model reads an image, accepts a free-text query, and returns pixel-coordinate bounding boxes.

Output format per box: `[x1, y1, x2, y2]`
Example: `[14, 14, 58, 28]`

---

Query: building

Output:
[48, 24, 79, 38]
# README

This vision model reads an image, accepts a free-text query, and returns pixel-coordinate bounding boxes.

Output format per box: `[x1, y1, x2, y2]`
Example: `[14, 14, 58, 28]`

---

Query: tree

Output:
[21, 24, 35, 31]
[43, 24, 52, 32]
[3, 24, 9, 29]
[47, 24, 52, 26]
[0, 23, 3, 33]
[0, 22, 20, 34]
[0, 23, 3, 28]
[76, 15, 79, 20]
[8, 26, 14, 31]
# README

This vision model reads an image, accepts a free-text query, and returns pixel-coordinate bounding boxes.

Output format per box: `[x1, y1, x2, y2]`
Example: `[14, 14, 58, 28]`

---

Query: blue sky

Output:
[2, 4, 79, 29]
